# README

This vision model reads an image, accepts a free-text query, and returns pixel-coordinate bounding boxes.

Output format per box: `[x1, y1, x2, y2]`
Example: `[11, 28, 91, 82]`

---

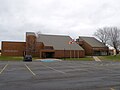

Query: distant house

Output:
[109, 49, 114, 55]
[76, 36, 109, 56]
[1, 32, 85, 58]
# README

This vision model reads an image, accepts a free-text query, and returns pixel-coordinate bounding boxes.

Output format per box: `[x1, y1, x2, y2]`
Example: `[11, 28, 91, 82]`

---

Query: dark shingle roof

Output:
[37, 34, 84, 50]
[79, 36, 107, 48]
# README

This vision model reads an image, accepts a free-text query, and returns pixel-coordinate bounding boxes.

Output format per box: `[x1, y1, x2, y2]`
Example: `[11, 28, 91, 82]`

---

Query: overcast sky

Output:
[0, 0, 120, 48]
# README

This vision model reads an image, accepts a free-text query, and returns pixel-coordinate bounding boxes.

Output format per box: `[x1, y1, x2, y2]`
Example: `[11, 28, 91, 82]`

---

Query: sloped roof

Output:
[37, 34, 84, 50]
[79, 37, 107, 48]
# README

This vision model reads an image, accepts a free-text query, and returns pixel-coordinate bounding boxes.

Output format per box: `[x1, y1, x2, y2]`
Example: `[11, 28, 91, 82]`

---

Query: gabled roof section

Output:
[79, 36, 107, 48]
[37, 34, 84, 50]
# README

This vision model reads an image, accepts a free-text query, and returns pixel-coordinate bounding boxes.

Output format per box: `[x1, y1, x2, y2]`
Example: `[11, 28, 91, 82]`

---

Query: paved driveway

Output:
[0, 60, 120, 90]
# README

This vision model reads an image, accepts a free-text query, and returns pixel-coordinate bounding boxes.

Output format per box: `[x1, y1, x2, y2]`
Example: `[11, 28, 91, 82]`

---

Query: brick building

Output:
[76, 36, 109, 56]
[1, 32, 85, 58]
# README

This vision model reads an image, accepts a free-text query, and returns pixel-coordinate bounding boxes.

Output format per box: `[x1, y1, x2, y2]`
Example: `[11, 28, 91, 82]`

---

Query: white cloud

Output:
[1, 0, 120, 48]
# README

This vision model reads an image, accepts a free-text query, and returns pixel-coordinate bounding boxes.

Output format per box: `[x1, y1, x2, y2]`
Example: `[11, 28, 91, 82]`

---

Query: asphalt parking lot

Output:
[0, 60, 120, 90]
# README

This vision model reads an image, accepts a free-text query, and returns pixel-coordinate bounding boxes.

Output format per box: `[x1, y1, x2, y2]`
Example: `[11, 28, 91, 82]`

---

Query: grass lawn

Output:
[0, 56, 38, 61]
[0, 56, 24, 61]
[63, 57, 94, 61]
[0, 56, 94, 61]
[98, 55, 120, 61]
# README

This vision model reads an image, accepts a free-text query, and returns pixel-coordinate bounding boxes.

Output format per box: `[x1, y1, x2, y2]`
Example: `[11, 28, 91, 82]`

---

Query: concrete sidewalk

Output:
[93, 56, 101, 61]
[35, 59, 62, 62]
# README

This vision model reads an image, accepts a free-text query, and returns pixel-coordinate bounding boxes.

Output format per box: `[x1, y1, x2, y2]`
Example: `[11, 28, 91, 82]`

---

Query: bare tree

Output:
[108, 27, 120, 54]
[25, 32, 37, 56]
[94, 27, 120, 54]
[94, 27, 109, 45]
[36, 31, 42, 41]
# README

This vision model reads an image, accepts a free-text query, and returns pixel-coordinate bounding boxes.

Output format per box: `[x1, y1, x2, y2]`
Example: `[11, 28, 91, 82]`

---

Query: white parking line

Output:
[0, 64, 8, 74]
[25, 64, 36, 76]
[41, 63, 66, 74]
[110, 88, 115, 90]
[93, 56, 101, 61]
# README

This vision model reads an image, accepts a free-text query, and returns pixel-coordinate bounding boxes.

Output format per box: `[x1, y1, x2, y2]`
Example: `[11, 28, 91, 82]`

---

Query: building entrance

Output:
[45, 52, 54, 58]
[42, 52, 54, 58]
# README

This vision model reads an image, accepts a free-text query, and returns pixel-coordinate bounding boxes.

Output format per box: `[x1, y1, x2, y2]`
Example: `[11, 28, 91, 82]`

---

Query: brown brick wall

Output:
[54, 50, 85, 58]
[1, 41, 25, 56]
[33, 42, 44, 57]
[78, 41, 93, 56]
[26, 34, 45, 57]
[26, 35, 36, 55]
